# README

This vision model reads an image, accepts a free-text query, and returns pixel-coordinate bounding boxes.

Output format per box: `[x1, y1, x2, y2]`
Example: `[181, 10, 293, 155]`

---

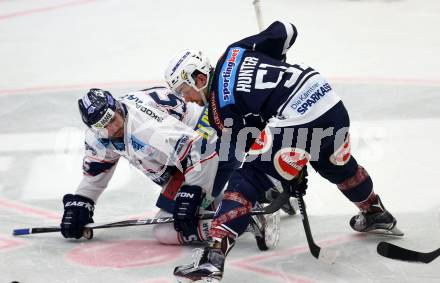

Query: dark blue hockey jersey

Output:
[208, 21, 341, 156]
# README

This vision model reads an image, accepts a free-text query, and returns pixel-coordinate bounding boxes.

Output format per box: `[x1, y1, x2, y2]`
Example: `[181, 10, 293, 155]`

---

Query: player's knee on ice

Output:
[153, 223, 181, 244]
[152, 210, 180, 244]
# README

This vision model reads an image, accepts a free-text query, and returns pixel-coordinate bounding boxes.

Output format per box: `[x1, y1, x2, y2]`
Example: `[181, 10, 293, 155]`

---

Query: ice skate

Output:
[248, 202, 280, 250]
[174, 247, 224, 282]
[350, 195, 403, 236]
[174, 237, 235, 283]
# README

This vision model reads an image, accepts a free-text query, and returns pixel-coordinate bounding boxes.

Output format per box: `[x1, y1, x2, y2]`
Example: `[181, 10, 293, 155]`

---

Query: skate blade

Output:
[174, 275, 220, 283]
[175, 276, 192, 283]
[367, 226, 404, 237]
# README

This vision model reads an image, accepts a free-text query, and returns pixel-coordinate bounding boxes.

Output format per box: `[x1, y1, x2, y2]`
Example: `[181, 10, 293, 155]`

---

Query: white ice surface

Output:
[0, 0, 439, 282]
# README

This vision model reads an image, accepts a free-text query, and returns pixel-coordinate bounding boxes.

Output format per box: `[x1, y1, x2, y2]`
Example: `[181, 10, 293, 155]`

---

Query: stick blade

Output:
[377, 242, 422, 263]
[266, 192, 290, 214]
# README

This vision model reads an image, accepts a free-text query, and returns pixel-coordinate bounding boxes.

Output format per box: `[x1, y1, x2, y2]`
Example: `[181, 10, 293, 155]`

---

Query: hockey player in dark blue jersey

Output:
[165, 21, 399, 282]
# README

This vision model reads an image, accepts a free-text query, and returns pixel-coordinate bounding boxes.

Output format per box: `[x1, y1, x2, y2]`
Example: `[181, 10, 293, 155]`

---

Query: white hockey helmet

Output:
[164, 49, 212, 93]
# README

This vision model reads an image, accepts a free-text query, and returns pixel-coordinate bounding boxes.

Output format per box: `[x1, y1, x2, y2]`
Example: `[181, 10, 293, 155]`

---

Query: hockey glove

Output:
[60, 194, 94, 239]
[284, 167, 308, 197]
[173, 185, 204, 239]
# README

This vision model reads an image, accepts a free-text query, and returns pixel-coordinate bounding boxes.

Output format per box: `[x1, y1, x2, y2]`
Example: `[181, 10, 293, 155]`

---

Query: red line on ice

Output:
[0, 80, 164, 96]
[1, 76, 439, 97]
[229, 234, 361, 282]
[0, 197, 60, 220]
[0, 234, 27, 251]
[0, 0, 98, 21]
[141, 279, 174, 283]
[332, 76, 440, 86]
[65, 240, 182, 268]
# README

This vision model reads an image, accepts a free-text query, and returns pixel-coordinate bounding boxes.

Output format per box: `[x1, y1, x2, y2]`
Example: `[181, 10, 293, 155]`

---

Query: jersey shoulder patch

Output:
[218, 47, 245, 108]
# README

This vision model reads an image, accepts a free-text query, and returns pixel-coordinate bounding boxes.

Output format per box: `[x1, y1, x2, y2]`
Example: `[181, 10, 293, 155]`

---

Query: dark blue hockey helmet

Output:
[78, 88, 117, 129]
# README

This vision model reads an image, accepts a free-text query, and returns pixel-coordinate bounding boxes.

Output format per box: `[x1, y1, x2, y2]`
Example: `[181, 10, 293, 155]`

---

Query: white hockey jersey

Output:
[75, 86, 219, 212]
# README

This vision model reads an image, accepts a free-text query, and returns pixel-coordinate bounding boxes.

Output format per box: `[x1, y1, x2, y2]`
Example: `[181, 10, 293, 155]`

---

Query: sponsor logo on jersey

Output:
[135, 103, 164, 122]
[330, 133, 351, 166]
[292, 82, 332, 114]
[122, 94, 144, 104]
[195, 107, 215, 140]
[274, 148, 310, 180]
[248, 128, 272, 155]
[236, 56, 259, 93]
[209, 91, 224, 131]
[218, 47, 245, 108]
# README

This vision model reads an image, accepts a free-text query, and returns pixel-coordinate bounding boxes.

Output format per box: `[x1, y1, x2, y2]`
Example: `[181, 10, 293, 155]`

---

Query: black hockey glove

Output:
[284, 167, 308, 197]
[60, 194, 94, 239]
[173, 185, 204, 239]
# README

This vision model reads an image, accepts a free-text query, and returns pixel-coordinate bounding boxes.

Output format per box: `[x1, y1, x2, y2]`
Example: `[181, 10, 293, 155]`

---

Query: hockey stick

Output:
[377, 242, 440, 263]
[13, 192, 289, 236]
[296, 194, 339, 263]
[253, 0, 264, 31]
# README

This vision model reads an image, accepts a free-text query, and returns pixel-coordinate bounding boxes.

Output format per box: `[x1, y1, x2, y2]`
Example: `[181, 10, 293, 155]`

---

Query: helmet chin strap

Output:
[193, 73, 212, 106]
[198, 88, 208, 105]
[192, 84, 208, 105]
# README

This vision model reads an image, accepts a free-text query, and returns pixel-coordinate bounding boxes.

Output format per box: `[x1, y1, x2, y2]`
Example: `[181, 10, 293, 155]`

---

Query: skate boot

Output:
[350, 195, 403, 236]
[248, 202, 280, 251]
[174, 237, 234, 283]
[265, 187, 297, 215]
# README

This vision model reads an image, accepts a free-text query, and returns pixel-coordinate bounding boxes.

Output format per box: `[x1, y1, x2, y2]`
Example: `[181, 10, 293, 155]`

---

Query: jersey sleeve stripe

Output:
[184, 152, 218, 174]
[85, 155, 119, 163]
[178, 135, 202, 161]
[281, 21, 297, 55]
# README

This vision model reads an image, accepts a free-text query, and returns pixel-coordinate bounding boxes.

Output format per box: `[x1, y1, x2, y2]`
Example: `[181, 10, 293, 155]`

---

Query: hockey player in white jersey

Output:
[60, 86, 220, 244]
[61, 87, 279, 247]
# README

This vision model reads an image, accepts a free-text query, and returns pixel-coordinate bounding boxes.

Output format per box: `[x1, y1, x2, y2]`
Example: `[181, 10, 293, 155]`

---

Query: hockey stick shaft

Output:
[296, 194, 321, 258]
[377, 242, 440, 263]
[253, 0, 264, 31]
[13, 192, 289, 236]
